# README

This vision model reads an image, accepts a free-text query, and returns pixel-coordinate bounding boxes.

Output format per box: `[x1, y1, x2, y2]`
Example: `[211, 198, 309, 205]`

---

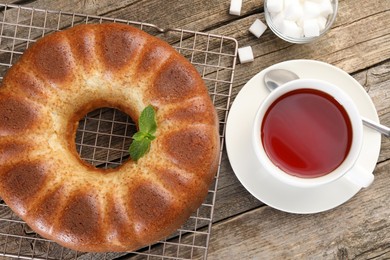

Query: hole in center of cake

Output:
[75, 107, 137, 169]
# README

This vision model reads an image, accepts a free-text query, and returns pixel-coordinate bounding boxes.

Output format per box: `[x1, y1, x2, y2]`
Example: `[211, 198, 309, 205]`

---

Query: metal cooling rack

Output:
[0, 3, 238, 260]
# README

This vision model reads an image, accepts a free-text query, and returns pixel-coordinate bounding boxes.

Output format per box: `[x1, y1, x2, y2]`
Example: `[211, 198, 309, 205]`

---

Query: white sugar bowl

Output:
[264, 0, 338, 44]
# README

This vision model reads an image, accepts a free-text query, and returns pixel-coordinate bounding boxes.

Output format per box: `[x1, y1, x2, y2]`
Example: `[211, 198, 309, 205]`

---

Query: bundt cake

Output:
[0, 23, 220, 252]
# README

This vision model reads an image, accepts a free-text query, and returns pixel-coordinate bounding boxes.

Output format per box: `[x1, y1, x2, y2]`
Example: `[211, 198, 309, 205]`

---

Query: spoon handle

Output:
[362, 116, 390, 137]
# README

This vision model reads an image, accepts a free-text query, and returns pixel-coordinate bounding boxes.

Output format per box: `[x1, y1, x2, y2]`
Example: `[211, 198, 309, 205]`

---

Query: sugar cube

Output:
[230, 0, 243, 16]
[303, 1, 321, 19]
[281, 20, 303, 38]
[249, 19, 268, 38]
[317, 16, 327, 31]
[319, 0, 334, 17]
[270, 11, 285, 30]
[238, 46, 254, 64]
[283, 0, 294, 7]
[284, 2, 304, 21]
[303, 19, 320, 37]
[267, 0, 284, 13]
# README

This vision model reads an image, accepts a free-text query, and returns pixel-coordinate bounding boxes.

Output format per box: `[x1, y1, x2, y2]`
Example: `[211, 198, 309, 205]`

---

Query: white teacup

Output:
[252, 78, 374, 188]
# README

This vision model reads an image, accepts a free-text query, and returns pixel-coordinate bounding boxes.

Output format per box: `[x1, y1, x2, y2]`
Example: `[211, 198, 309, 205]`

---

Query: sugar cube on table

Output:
[249, 19, 267, 38]
[229, 0, 243, 16]
[238, 46, 254, 64]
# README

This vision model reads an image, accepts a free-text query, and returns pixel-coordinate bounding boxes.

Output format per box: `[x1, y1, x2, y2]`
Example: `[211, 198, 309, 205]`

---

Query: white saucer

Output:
[226, 59, 382, 214]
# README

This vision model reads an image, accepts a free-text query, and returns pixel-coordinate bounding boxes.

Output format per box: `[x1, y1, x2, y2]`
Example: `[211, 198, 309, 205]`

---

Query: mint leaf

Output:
[129, 138, 151, 161]
[145, 132, 156, 141]
[129, 105, 157, 161]
[139, 105, 157, 134]
[132, 132, 146, 141]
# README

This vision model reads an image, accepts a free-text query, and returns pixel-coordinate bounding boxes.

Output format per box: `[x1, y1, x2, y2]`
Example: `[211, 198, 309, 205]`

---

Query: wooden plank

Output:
[352, 62, 390, 163]
[1, 0, 35, 4]
[0, 0, 387, 78]
[21, 0, 142, 17]
[207, 160, 390, 259]
[5, 0, 259, 33]
[82, 0, 261, 31]
[0, 0, 388, 259]
[202, 0, 390, 89]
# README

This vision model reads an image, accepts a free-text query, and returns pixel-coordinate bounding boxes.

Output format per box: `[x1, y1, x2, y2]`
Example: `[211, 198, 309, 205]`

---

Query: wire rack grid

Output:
[0, 3, 238, 260]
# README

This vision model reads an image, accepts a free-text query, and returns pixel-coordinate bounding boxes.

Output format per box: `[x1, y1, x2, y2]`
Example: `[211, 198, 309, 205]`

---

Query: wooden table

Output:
[0, 0, 389, 259]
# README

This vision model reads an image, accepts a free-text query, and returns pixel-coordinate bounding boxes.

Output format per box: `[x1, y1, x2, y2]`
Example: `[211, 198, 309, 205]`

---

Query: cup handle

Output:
[343, 164, 374, 188]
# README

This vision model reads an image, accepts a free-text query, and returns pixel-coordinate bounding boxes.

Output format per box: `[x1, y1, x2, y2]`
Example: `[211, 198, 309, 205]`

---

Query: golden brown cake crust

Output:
[0, 23, 220, 252]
